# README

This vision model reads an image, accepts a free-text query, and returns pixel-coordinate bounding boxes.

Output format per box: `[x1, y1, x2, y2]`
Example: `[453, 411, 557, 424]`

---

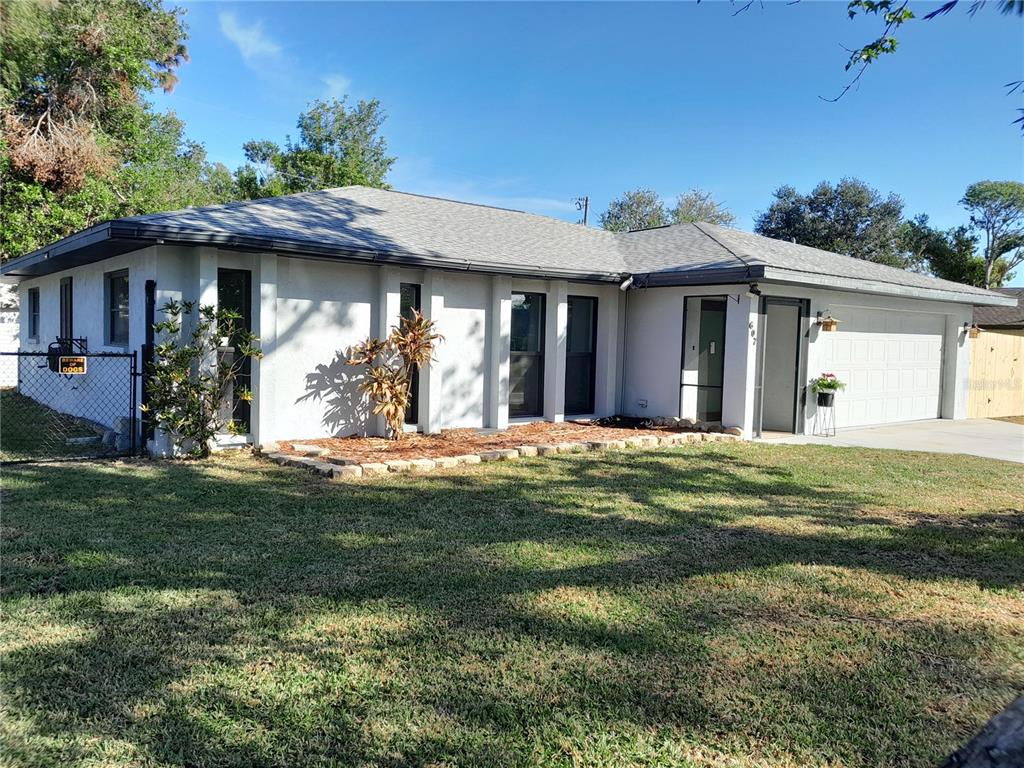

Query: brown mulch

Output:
[279, 420, 688, 464]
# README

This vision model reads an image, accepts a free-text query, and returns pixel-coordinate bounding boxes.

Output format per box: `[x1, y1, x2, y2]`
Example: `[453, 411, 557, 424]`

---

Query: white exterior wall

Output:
[112, 248, 622, 447]
[14, 242, 974, 447]
[622, 281, 975, 437]
[13, 248, 157, 432]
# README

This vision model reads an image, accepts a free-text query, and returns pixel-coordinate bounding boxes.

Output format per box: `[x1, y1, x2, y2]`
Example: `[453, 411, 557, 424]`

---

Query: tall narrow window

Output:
[106, 270, 129, 346]
[217, 269, 253, 433]
[509, 292, 545, 418]
[59, 277, 73, 340]
[565, 296, 598, 415]
[27, 288, 40, 340]
[400, 283, 422, 424]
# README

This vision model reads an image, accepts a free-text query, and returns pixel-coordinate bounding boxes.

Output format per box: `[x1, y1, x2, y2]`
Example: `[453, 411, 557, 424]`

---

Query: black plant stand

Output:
[814, 391, 836, 437]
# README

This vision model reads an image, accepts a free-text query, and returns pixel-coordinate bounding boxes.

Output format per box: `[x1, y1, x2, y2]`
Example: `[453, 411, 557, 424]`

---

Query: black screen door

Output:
[565, 295, 597, 415]
[218, 269, 252, 433]
[400, 283, 421, 424]
[509, 292, 545, 418]
[697, 299, 726, 422]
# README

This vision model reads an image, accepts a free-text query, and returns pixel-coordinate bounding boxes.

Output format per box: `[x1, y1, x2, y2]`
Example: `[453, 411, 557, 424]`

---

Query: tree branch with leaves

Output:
[143, 300, 263, 458]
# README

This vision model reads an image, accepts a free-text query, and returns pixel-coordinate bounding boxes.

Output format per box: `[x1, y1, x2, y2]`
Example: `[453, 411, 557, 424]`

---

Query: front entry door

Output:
[565, 295, 597, 415]
[218, 269, 252, 433]
[761, 301, 802, 432]
[510, 292, 545, 418]
[697, 299, 726, 422]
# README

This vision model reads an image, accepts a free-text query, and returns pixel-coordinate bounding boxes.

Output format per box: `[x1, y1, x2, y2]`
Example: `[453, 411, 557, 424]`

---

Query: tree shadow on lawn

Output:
[2, 445, 1023, 766]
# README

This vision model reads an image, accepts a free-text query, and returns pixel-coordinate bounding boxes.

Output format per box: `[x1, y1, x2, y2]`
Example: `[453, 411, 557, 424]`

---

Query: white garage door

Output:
[822, 308, 944, 428]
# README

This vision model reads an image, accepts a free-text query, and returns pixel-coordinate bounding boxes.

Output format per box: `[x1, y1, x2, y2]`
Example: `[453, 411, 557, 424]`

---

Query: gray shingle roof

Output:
[4, 185, 1013, 306]
[122, 186, 626, 278]
[974, 288, 1024, 327]
[684, 223, 1000, 299]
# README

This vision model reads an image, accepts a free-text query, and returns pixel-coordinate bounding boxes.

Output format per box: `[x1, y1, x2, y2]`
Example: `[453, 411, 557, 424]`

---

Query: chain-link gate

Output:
[0, 350, 137, 463]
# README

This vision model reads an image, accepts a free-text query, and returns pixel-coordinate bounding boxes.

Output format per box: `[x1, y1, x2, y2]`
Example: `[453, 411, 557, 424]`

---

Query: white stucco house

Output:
[1, 186, 1014, 452]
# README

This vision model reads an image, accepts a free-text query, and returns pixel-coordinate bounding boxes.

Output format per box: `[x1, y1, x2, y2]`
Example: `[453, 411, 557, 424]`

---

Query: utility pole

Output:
[574, 196, 589, 226]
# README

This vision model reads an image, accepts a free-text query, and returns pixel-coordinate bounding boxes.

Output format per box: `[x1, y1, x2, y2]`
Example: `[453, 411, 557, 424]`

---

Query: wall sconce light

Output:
[969, 324, 981, 339]
[745, 282, 762, 299]
[816, 311, 840, 332]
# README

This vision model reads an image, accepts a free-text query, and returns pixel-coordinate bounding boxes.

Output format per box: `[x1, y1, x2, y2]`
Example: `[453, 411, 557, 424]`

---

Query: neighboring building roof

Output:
[974, 288, 1024, 328]
[1, 185, 1014, 307]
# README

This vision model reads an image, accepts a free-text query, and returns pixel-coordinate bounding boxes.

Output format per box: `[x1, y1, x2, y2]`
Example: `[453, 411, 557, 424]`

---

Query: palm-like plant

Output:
[347, 310, 442, 439]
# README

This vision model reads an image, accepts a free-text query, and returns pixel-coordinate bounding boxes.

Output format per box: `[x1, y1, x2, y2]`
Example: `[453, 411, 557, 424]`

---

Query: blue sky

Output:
[153, 1, 1024, 284]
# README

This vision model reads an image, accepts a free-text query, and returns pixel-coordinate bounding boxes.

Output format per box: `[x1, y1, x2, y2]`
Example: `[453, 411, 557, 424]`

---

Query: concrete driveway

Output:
[761, 418, 1024, 463]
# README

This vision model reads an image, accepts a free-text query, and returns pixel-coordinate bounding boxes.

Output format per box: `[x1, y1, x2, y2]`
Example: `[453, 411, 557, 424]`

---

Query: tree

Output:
[1, 111, 236, 261]
[0, 0, 232, 261]
[143, 300, 263, 459]
[754, 178, 909, 267]
[235, 98, 396, 198]
[599, 189, 668, 232]
[961, 180, 1024, 288]
[346, 311, 442, 440]
[670, 188, 735, 227]
[898, 215, 1007, 287]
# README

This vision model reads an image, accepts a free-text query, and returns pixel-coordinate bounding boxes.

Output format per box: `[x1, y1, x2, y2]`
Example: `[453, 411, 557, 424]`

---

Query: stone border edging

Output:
[258, 431, 741, 481]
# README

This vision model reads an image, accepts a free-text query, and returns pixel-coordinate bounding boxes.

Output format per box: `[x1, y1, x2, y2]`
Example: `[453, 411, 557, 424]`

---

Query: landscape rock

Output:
[291, 443, 329, 456]
[408, 458, 436, 472]
[326, 456, 358, 466]
[535, 444, 560, 456]
[308, 461, 336, 477]
[454, 454, 482, 464]
[330, 464, 362, 479]
[556, 442, 585, 453]
[360, 462, 389, 475]
[386, 460, 412, 472]
[516, 445, 539, 457]
[480, 449, 519, 461]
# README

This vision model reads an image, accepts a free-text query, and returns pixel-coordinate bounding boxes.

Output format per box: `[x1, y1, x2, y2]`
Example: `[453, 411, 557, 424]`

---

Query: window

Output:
[509, 292, 546, 417]
[400, 283, 422, 424]
[106, 270, 129, 346]
[59, 277, 73, 340]
[27, 288, 39, 340]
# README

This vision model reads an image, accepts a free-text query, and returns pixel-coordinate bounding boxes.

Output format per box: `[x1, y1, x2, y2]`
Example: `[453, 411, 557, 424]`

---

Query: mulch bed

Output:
[279, 420, 693, 464]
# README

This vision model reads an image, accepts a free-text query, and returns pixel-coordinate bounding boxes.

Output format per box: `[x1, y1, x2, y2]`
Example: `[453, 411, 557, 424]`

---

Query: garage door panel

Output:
[822, 308, 944, 428]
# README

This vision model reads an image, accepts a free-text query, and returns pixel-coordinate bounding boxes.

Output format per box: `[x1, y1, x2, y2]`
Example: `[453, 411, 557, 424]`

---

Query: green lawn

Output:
[2, 444, 1022, 768]
[0, 389, 108, 462]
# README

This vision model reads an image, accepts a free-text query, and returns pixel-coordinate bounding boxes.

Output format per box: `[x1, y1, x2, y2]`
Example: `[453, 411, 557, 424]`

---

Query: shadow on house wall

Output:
[297, 349, 371, 437]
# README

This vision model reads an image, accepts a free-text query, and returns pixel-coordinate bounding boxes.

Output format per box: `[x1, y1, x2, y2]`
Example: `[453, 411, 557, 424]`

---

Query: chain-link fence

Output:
[0, 351, 137, 463]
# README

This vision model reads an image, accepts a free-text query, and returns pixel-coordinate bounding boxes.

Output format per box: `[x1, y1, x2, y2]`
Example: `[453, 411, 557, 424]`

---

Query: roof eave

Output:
[759, 267, 1015, 307]
[2, 223, 625, 285]
[633, 265, 765, 287]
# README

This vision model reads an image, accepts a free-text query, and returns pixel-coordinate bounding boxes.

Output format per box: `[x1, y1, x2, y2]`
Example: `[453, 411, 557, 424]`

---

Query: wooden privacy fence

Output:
[967, 329, 1024, 418]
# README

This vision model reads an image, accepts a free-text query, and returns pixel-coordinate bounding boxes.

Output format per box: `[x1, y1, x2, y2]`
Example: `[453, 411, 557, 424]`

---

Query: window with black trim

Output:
[400, 283, 422, 424]
[27, 288, 40, 340]
[106, 270, 129, 346]
[59, 277, 73, 340]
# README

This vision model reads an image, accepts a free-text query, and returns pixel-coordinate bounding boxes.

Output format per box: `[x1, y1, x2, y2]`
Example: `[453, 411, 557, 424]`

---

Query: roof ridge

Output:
[362, 187, 625, 237]
[122, 185, 357, 223]
[691, 222, 760, 275]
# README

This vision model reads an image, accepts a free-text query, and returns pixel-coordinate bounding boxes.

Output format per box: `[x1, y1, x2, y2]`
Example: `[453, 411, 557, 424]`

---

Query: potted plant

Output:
[810, 373, 845, 407]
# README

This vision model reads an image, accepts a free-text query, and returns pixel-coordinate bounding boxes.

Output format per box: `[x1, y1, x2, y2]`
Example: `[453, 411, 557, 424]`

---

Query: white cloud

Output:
[219, 11, 281, 63]
[322, 73, 352, 100]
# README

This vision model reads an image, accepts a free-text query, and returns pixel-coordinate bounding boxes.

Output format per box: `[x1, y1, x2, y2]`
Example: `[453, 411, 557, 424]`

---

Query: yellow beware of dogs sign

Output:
[58, 356, 87, 375]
